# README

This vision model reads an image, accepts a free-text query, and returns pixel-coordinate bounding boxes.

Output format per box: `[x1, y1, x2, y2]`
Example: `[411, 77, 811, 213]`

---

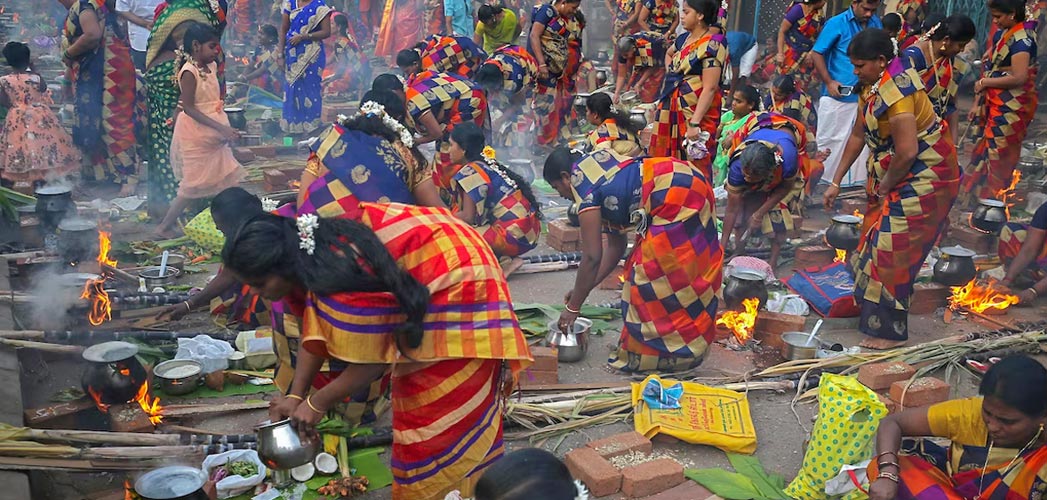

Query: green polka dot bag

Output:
[184, 208, 226, 255]
[785, 373, 888, 499]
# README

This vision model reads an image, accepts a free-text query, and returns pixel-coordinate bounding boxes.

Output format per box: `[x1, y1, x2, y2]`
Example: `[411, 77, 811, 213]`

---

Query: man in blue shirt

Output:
[810, 0, 881, 188]
[446, 0, 476, 37]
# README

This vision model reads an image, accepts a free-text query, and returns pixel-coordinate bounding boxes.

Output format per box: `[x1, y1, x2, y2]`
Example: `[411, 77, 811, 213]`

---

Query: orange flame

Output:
[716, 297, 760, 343]
[80, 278, 111, 326]
[833, 249, 847, 263]
[87, 385, 110, 413]
[618, 273, 625, 283]
[853, 209, 864, 221]
[124, 480, 135, 500]
[949, 280, 1018, 314]
[97, 230, 117, 268]
[132, 381, 164, 425]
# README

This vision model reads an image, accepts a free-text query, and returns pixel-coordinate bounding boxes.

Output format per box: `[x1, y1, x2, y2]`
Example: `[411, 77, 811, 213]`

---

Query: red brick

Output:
[565, 447, 622, 497]
[911, 282, 950, 315]
[645, 481, 718, 500]
[232, 147, 256, 164]
[858, 362, 916, 391]
[840, 198, 867, 216]
[546, 233, 581, 252]
[586, 431, 652, 460]
[948, 225, 994, 254]
[890, 377, 950, 408]
[789, 215, 804, 238]
[598, 265, 626, 290]
[248, 145, 277, 158]
[621, 458, 685, 498]
[263, 169, 291, 188]
[754, 311, 806, 349]
[548, 218, 581, 243]
[794, 245, 836, 270]
[529, 346, 559, 372]
[519, 368, 558, 388]
[109, 403, 153, 433]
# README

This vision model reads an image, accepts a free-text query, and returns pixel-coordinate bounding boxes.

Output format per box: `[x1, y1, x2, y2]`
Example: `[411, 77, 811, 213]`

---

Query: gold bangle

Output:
[829, 181, 841, 189]
[305, 396, 324, 415]
[876, 471, 899, 483]
[285, 394, 304, 401]
[564, 304, 581, 314]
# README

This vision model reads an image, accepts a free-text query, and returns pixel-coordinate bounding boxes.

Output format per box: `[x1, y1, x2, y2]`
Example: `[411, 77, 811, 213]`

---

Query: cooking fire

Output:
[717, 297, 760, 343]
[949, 280, 1018, 314]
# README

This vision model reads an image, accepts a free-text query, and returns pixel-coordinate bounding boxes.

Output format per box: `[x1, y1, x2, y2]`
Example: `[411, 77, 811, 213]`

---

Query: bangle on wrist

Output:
[875, 451, 898, 461]
[877, 461, 899, 470]
[285, 394, 304, 401]
[829, 181, 841, 189]
[305, 396, 324, 415]
[183, 300, 193, 312]
[564, 303, 581, 314]
[876, 471, 899, 483]
[1027, 287, 1038, 298]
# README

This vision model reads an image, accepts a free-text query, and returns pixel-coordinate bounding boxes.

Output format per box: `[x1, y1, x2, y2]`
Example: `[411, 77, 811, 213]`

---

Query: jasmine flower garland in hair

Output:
[481, 146, 519, 191]
[297, 214, 319, 255]
[346, 101, 415, 148]
[261, 197, 279, 212]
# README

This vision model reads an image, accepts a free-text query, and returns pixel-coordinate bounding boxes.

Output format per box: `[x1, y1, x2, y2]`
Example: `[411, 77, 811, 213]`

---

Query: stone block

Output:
[858, 362, 916, 391]
[232, 147, 256, 164]
[109, 403, 153, 433]
[548, 218, 581, 243]
[586, 431, 653, 460]
[620, 458, 685, 498]
[910, 282, 950, 315]
[948, 225, 995, 255]
[794, 245, 837, 270]
[529, 346, 559, 372]
[565, 447, 622, 497]
[890, 377, 950, 408]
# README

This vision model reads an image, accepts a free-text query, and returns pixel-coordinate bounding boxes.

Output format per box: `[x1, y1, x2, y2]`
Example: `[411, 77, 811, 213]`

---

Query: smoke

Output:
[25, 265, 90, 330]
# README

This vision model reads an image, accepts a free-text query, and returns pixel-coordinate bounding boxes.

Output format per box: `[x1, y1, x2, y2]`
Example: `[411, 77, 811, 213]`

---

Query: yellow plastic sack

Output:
[784, 373, 887, 500]
[184, 208, 226, 254]
[631, 375, 758, 454]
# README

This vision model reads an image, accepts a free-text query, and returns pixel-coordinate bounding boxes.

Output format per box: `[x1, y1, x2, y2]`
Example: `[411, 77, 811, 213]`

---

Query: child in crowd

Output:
[712, 85, 760, 186]
[155, 22, 244, 238]
[240, 24, 284, 96]
[0, 41, 79, 188]
[445, 448, 589, 500]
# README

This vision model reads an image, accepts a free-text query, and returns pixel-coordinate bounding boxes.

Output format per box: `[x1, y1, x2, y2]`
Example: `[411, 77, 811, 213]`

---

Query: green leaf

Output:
[685, 468, 769, 499]
[726, 453, 788, 498]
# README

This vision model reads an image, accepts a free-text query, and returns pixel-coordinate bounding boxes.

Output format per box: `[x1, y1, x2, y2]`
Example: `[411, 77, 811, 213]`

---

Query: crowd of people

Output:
[1, 0, 1047, 497]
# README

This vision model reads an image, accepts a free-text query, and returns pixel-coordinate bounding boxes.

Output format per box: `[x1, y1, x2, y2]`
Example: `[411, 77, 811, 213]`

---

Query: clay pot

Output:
[80, 341, 147, 406]
[825, 214, 862, 251]
[723, 268, 768, 310]
[970, 198, 1008, 234]
[933, 246, 977, 286]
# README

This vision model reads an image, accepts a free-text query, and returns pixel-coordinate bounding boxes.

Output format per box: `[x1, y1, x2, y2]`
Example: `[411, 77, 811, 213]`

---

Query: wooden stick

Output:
[0, 338, 84, 354]
[81, 445, 205, 460]
[0, 456, 153, 471]
[17, 428, 180, 447]
[101, 263, 140, 284]
[161, 401, 269, 418]
[159, 424, 228, 436]
[965, 309, 1020, 330]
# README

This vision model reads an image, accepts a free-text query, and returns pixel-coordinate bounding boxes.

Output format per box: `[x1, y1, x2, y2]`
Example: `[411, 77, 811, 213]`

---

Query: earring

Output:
[940, 43, 947, 51]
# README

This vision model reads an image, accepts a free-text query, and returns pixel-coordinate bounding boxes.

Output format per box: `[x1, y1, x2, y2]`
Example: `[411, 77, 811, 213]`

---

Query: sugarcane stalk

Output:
[0, 338, 84, 354]
[11, 428, 180, 447]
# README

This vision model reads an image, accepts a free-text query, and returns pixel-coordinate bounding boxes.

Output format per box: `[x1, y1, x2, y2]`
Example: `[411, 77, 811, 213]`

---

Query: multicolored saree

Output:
[405, 71, 488, 175]
[282, 0, 334, 134]
[725, 112, 806, 233]
[63, 0, 137, 184]
[587, 118, 642, 156]
[485, 46, 537, 149]
[650, 33, 727, 179]
[569, 150, 723, 373]
[964, 23, 1038, 200]
[901, 45, 961, 118]
[627, 32, 667, 103]
[641, 0, 678, 34]
[530, 3, 571, 146]
[419, 35, 487, 79]
[298, 202, 531, 499]
[450, 160, 541, 257]
[853, 60, 960, 341]
[762, 88, 817, 143]
[779, 1, 823, 87]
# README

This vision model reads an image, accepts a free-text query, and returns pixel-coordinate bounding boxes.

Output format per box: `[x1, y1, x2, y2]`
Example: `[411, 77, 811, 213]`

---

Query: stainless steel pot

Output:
[781, 332, 820, 360]
[573, 93, 591, 112]
[153, 359, 203, 396]
[134, 466, 209, 500]
[629, 108, 647, 129]
[970, 198, 1008, 234]
[545, 317, 591, 363]
[139, 266, 181, 289]
[57, 218, 98, 264]
[256, 419, 320, 470]
[825, 214, 862, 251]
[933, 246, 977, 286]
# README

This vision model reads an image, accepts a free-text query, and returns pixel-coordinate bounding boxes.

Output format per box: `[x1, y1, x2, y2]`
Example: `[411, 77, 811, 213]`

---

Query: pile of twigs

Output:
[504, 329, 1047, 442]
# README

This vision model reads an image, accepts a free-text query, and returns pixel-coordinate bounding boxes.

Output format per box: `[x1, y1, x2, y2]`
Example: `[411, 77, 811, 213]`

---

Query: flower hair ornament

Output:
[774, 149, 784, 167]
[481, 146, 519, 191]
[297, 214, 319, 255]
[891, 37, 899, 58]
[342, 101, 415, 148]
[261, 197, 279, 212]
[919, 22, 941, 42]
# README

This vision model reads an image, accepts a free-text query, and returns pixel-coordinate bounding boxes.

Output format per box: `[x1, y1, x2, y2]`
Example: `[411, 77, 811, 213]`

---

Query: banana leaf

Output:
[684, 453, 788, 500]
[513, 303, 620, 336]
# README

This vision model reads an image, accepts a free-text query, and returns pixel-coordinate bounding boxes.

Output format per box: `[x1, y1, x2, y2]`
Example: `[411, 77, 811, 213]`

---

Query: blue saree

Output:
[282, 0, 333, 134]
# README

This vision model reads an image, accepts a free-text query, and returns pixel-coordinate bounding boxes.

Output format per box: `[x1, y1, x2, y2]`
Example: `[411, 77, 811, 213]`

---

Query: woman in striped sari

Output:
[649, 0, 726, 180]
[145, 0, 226, 217]
[60, 0, 138, 191]
[544, 147, 722, 373]
[280, 0, 333, 135]
[528, 0, 581, 148]
[406, 71, 489, 183]
[225, 203, 531, 500]
[964, 0, 1037, 201]
[867, 356, 1047, 500]
[444, 123, 542, 258]
[585, 92, 643, 156]
[823, 29, 960, 349]
[775, 0, 825, 90]
[900, 14, 976, 144]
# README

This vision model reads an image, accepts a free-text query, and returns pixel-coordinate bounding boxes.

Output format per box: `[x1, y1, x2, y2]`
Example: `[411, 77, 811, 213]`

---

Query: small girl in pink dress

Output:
[0, 42, 80, 188]
[155, 22, 245, 238]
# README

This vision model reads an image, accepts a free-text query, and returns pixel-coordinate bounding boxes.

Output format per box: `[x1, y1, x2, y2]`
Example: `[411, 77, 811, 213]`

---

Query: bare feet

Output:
[501, 257, 525, 277]
[859, 337, 907, 350]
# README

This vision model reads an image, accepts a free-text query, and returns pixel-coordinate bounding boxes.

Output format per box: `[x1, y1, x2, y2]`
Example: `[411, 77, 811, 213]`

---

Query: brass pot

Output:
[970, 198, 1008, 234]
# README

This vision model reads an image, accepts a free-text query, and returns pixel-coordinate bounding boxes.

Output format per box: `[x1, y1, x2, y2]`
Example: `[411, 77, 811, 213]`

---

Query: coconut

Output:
[314, 452, 338, 475]
[290, 462, 315, 482]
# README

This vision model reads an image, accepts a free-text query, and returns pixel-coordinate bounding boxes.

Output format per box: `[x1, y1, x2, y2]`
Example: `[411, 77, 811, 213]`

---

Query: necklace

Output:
[979, 426, 1044, 493]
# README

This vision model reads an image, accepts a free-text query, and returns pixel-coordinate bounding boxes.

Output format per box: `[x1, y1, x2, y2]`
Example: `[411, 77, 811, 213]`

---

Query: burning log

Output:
[160, 401, 270, 418]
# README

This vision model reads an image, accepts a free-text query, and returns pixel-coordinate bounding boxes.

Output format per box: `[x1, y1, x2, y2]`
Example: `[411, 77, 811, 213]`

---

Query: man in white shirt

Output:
[116, 0, 163, 71]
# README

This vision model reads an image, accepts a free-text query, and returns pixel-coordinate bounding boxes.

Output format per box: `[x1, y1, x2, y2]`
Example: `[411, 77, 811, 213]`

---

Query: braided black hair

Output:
[221, 214, 431, 351]
[451, 123, 543, 219]
[585, 92, 641, 135]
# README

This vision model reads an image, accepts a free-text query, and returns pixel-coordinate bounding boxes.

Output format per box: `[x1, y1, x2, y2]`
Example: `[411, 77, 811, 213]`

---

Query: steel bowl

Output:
[153, 359, 203, 396]
[256, 419, 320, 470]
[147, 254, 187, 272]
[781, 332, 821, 360]
[134, 466, 209, 500]
[545, 317, 592, 362]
